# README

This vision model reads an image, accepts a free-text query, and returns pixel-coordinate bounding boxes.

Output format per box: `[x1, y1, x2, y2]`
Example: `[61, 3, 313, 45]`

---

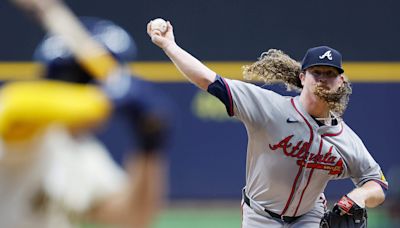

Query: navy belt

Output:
[242, 190, 301, 223]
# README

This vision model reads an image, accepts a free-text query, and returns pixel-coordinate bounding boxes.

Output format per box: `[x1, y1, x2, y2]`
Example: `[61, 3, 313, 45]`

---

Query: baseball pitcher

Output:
[147, 20, 388, 227]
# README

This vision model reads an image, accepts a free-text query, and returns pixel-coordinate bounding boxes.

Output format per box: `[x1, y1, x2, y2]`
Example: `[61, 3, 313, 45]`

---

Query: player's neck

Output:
[299, 91, 330, 118]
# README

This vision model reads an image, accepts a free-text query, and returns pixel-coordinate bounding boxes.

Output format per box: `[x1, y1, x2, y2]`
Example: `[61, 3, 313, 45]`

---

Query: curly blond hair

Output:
[243, 49, 302, 91]
[242, 49, 352, 116]
[314, 80, 352, 116]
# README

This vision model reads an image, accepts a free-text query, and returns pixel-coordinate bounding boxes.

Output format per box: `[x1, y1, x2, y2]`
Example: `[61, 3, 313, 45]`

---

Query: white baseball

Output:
[150, 18, 168, 33]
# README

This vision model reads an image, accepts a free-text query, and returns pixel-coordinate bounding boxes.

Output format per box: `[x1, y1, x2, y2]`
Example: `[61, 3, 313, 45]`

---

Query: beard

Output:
[313, 81, 352, 116]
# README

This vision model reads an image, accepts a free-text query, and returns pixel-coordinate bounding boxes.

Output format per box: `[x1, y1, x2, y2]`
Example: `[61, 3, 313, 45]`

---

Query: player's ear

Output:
[299, 71, 306, 86]
[338, 74, 346, 86]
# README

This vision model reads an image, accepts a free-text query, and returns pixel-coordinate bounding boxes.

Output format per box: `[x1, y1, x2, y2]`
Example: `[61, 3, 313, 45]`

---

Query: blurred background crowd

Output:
[0, 0, 399, 227]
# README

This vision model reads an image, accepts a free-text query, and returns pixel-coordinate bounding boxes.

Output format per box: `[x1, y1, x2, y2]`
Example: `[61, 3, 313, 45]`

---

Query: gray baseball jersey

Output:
[208, 76, 388, 221]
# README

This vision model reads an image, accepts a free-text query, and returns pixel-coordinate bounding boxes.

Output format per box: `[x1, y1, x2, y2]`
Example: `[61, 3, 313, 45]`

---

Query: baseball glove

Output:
[320, 195, 367, 228]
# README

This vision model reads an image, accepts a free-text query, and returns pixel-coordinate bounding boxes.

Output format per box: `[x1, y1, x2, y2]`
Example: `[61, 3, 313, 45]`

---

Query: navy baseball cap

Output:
[301, 46, 344, 73]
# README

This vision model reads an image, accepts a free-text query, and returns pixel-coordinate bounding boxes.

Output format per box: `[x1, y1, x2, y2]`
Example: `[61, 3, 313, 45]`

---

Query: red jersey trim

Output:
[293, 139, 324, 216]
[281, 98, 314, 216]
[370, 179, 389, 190]
[322, 122, 344, 138]
[221, 77, 234, 116]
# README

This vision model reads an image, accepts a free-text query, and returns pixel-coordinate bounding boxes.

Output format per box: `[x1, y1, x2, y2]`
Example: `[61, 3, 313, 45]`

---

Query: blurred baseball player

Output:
[0, 80, 122, 228]
[1, 0, 171, 227]
[147, 21, 388, 227]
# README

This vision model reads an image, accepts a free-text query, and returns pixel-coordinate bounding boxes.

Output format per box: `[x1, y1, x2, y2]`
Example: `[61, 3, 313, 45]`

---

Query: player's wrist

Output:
[346, 189, 366, 208]
[162, 41, 178, 55]
[334, 194, 365, 216]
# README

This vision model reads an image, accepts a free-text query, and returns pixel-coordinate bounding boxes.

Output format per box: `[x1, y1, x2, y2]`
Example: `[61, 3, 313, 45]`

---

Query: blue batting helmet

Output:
[34, 17, 137, 83]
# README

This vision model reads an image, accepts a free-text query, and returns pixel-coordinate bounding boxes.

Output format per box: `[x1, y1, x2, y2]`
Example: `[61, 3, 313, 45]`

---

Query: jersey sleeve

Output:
[348, 133, 388, 190]
[207, 75, 284, 125]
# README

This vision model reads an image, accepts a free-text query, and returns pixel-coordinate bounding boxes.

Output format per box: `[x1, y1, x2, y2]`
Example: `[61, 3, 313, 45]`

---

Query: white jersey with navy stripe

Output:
[219, 78, 387, 217]
[0, 126, 127, 228]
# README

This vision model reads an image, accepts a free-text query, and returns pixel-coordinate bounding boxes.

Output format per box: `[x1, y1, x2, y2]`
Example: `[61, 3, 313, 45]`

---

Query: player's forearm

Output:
[88, 153, 164, 227]
[348, 181, 385, 208]
[163, 42, 216, 90]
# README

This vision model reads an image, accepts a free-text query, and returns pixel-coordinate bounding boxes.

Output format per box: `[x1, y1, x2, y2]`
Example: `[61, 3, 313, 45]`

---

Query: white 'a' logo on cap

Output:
[319, 50, 333, 60]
